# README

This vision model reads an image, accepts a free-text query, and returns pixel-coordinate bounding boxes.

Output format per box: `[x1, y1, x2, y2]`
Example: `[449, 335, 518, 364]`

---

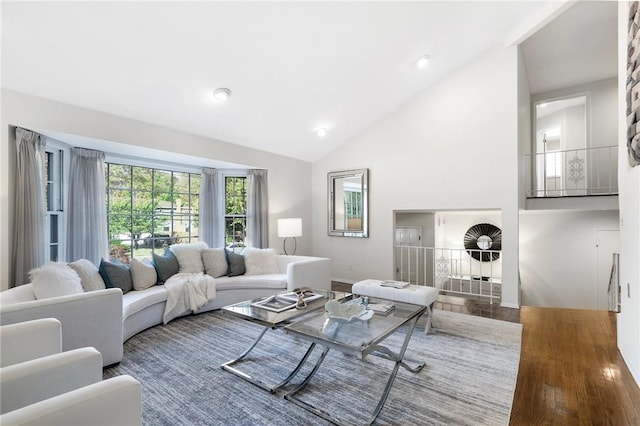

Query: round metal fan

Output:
[463, 223, 502, 262]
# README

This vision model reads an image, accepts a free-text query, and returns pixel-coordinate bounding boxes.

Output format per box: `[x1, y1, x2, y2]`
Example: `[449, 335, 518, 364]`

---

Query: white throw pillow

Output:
[68, 259, 106, 292]
[29, 262, 84, 299]
[170, 242, 209, 273]
[130, 258, 158, 291]
[201, 248, 228, 278]
[244, 248, 279, 276]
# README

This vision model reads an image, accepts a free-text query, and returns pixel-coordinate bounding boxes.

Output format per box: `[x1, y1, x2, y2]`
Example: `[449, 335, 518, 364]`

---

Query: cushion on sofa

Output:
[225, 249, 246, 277]
[243, 248, 279, 276]
[99, 259, 133, 294]
[130, 259, 158, 291]
[215, 274, 287, 291]
[152, 250, 179, 283]
[169, 242, 209, 273]
[69, 259, 106, 292]
[29, 263, 84, 299]
[201, 248, 228, 278]
[122, 286, 168, 319]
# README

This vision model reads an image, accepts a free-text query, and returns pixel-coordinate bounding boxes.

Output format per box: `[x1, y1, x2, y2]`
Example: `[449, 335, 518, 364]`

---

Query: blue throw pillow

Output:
[225, 249, 246, 277]
[152, 250, 179, 283]
[99, 259, 133, 294]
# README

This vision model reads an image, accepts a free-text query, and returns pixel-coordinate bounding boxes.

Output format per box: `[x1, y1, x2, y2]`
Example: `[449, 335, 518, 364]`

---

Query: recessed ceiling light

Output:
[213, 88, 231, 101]
[414, 54, 430, 69]
[316, 128, 328, 137]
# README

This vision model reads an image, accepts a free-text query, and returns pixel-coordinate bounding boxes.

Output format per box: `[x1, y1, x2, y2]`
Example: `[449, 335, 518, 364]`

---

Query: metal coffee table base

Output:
[284, 315, 424, 425]
[221, 326, 317, 394]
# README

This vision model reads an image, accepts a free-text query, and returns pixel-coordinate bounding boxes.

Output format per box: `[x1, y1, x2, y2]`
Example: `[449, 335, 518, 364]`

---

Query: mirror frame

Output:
[327, 168, 368, 238]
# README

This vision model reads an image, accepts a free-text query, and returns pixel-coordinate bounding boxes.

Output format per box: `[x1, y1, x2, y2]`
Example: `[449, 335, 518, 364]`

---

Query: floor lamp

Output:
[278, 218, 302, 255]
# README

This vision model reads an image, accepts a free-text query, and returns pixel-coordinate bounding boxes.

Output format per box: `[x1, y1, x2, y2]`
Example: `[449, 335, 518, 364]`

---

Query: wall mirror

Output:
[327, 169, 368, 237]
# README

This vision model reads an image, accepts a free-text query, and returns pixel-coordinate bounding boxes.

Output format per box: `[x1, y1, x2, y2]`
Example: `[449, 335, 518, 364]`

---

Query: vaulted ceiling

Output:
[1, 1, 616, 162]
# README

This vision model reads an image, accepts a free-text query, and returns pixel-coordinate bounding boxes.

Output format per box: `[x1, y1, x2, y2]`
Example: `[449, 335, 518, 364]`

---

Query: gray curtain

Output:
[12, 128, 47, 286]
[247, 169, 269, 248]
[199, 168, 220, 247]
[67, 147, 108, 265]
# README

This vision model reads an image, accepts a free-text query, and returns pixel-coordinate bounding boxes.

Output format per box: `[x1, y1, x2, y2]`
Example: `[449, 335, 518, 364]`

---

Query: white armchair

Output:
[0, 318, 142, 426]
[0, 287, 124, 366]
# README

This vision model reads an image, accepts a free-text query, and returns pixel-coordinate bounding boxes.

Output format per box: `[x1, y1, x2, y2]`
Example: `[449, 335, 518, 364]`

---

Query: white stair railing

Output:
[394, 245, 502, 303]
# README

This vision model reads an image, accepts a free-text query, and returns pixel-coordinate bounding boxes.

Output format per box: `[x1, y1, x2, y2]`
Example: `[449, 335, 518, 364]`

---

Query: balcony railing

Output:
[525, 145, 618, 197]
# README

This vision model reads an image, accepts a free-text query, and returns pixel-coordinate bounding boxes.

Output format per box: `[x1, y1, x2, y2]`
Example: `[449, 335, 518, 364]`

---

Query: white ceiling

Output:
[2, 1, 563, 163]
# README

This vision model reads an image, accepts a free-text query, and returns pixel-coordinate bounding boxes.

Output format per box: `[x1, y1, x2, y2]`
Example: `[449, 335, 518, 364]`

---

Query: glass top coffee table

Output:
[221, 288, 352, 393]
[283, 298, 427, 425]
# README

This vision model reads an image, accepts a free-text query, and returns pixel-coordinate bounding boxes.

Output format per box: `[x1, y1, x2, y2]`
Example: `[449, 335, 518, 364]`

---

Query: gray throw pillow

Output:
[98, 259, 133, 294]
[225, 249, 246, 277]
[153, 250, 180, 283]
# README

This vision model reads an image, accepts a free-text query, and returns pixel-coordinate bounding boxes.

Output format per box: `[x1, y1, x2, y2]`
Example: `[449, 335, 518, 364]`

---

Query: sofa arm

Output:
[1, 318, 62, 368]
[0, 375, 142, 426]
[277, 256, 332, 291]
[0, 289, 124, 366]
[0, 347, 103, 414]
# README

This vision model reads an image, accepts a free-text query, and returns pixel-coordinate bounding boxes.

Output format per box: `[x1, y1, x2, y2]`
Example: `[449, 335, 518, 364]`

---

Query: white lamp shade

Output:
[278, 218, 302, 238]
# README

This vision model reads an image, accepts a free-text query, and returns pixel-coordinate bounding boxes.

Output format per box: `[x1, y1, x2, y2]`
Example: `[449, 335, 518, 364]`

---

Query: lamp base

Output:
[283, 237, 297, 255]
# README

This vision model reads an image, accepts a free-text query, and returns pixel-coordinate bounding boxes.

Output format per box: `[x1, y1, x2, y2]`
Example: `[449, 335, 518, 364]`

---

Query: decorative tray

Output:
[324, 299, 373, 322]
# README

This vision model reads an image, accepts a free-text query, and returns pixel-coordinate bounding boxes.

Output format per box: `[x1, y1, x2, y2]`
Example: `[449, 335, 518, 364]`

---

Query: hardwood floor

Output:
[331, 282, 640, 425]
[511, 307, 640, 425]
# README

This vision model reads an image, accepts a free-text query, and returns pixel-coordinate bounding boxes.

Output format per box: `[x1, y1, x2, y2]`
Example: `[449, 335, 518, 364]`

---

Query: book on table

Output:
[250, 291, 323, 312]
[379, 280, 410, 289]
[368, 303, 396, 314]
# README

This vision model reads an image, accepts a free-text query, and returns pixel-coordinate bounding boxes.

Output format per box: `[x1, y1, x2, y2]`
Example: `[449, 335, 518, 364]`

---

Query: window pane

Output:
[173, 172, 189, 194]
[132, 191, 153, 215]
[154, 170, 172, 194]
[132, 167, 152, 190]
[49, 245, 58, 262]
[190, 174, 201, 193]
[50, 214, 58, 243]
[109, 164, 131, 188]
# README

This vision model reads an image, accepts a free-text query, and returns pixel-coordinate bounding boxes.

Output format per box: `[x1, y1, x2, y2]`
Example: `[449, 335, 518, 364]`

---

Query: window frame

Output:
[105, 161, 202, 261]
[44, 140, 69, 262]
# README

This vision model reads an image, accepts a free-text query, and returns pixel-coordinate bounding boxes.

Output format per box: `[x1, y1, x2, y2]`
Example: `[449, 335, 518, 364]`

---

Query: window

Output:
[224, 176, 247, 247]
[44, 148, 64, 261]
[106, 163, 201, 261]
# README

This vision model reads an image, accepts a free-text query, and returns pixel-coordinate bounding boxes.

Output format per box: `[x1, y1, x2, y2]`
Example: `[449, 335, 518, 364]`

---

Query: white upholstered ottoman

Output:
[352, 279, 439, 334]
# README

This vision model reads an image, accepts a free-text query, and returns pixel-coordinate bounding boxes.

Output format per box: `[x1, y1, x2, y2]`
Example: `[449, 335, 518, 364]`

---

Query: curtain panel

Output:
[12, 128, 47, 286]
[199, 168, 220, 247]
[247, 169, 269, 248]
[67, 147, 108, 266]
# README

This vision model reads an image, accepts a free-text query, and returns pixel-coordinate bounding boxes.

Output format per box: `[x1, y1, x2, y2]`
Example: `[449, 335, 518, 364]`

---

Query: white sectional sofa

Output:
[0, 254, 331, 366]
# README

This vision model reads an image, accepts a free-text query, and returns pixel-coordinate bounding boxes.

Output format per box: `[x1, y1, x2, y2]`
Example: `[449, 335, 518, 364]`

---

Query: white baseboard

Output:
[500, 301, 520, 309]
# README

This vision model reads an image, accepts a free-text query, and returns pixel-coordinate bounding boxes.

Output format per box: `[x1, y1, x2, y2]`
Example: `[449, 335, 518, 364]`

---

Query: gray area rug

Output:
[104, 309, 522, 425]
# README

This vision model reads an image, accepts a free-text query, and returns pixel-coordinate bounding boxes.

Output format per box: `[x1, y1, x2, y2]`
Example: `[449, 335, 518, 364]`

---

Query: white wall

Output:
[617, 1, 640, 386]
[312, 46, 521, 308]
[1, 89, 313, 290]
[519, 210, 620, 309]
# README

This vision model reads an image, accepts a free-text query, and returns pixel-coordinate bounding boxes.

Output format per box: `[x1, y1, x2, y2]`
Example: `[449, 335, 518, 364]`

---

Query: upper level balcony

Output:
[524, 145, 619, 210]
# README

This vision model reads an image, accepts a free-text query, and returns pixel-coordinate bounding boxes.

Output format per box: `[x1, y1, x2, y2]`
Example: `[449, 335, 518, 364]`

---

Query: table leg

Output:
[284, 315, 423, 425]
[221, 326, 316, 393]
[366, 314, 421, 425]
